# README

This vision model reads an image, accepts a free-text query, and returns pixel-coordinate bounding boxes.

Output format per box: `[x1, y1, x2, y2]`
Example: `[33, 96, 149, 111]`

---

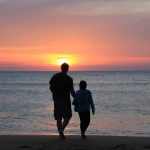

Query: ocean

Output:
[0, 71, 150, 136]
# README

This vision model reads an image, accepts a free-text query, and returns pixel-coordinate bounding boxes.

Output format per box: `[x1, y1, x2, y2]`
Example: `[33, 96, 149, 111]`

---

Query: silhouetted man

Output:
[49, 63, 75, 139]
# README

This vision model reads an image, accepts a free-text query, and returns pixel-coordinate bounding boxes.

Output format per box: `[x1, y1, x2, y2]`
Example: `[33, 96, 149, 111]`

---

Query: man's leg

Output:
[61, 118, 70, 131]
[56, 119, 66, 139]
[58, 110, 72, 139]
[61, 109, 72, 132]
[57, 118, 70, 139]
[57, 119, 62, 132]
[54, 106, 65, 139]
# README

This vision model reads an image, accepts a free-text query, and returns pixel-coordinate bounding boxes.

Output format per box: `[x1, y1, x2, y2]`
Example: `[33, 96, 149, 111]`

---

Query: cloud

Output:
[1, 0, 150, 22]
[0, 0, 150, 58]
[44, 0, 150, 15]
[1, 0, 150, 15]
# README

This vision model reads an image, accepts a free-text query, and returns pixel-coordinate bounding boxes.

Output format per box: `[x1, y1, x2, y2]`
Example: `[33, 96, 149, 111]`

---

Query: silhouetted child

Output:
[73, 80, 95, 139]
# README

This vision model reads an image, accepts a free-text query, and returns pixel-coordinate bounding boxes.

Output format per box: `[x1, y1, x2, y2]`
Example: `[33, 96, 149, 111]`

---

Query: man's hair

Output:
[79, 80, 87, 90]
[61, 63, 69, 72]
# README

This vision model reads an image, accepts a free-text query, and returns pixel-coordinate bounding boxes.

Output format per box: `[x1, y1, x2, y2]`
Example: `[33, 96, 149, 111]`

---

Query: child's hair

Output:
[79, 80, 87, 90]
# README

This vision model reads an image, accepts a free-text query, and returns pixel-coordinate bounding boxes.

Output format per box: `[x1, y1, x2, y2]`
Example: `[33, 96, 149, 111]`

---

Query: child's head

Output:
[79, 80, 87, 90]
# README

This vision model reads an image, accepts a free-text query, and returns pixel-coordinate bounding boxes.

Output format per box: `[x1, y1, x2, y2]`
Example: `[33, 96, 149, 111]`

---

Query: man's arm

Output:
[71, 87, 75, 98]
[70, 78, 75, 98]
[49, 76, 54, 92]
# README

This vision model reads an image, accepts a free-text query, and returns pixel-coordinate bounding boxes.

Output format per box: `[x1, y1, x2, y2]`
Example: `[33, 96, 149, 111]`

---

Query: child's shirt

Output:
[73, 89, 95, 112]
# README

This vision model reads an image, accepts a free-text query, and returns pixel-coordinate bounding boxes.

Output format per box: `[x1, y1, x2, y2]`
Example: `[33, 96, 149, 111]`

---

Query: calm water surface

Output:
[0, 71, 150, 136]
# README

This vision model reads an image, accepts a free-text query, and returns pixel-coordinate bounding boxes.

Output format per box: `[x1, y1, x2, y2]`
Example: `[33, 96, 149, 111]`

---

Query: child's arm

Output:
[89, 91, 95, 115]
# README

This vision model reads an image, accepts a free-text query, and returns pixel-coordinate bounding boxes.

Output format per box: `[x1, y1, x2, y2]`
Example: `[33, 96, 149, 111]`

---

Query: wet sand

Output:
[0, 135, 150, 150]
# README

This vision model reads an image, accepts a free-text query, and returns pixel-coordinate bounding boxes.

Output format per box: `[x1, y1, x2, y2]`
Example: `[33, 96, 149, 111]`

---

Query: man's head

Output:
[61, 63, 69, 73]
[79, 80, 87, 90]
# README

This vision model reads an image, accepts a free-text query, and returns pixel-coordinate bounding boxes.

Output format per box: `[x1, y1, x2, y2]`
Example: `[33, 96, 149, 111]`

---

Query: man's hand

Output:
[71, 88, 75, 98]
[92, 110, 95, 115]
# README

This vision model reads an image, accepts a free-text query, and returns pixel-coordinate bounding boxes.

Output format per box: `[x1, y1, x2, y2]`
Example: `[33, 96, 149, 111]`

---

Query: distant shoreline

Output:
[0, 70, 150, 72]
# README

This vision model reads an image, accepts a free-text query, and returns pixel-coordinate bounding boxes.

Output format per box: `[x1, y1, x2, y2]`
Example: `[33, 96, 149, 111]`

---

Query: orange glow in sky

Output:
[0, 1, 150, 71]
[49, 54, 78, 66]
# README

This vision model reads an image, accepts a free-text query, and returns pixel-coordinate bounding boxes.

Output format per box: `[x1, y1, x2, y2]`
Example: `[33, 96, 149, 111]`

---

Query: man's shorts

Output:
[54, 102, 72, 120]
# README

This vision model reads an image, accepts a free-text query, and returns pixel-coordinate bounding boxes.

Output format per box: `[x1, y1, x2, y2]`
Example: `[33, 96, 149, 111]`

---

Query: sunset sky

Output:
[0, 0, 150, 71]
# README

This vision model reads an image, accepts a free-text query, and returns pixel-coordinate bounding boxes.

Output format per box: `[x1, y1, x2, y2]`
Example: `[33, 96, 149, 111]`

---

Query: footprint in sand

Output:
[112, 144, 140, 150]
[18, 145, 32, 148]
[113, 144, 129, 150]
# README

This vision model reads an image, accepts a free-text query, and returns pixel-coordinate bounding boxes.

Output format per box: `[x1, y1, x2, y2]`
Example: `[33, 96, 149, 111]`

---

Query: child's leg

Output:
[78, 111, 90, 137]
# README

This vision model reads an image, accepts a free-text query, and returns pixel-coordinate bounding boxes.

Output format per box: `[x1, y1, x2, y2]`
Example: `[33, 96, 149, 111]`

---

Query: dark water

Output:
[0, 71, 150, 136]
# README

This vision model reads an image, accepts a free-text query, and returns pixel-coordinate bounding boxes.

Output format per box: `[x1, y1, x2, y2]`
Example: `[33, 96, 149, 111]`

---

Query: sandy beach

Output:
[0, 135, 150, 150]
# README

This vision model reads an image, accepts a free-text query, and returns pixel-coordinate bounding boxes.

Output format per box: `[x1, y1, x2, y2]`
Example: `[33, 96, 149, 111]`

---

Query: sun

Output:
[57, 58, 70, 65]
[50, 54, 77, 66]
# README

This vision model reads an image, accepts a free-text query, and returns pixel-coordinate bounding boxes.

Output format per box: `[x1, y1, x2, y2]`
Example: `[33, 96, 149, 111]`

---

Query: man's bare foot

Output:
[59, 132, 66, 139]
[81, 133, 87, 139]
